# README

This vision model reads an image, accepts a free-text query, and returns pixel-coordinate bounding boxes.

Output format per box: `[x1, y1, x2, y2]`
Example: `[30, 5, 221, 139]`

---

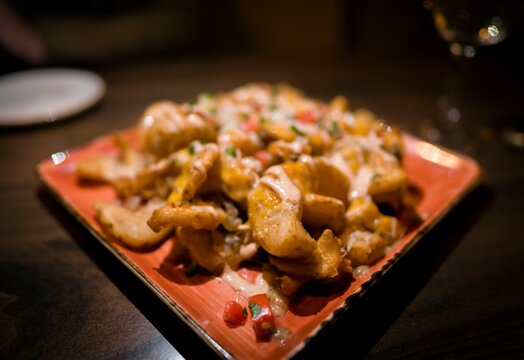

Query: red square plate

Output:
[36, 129, 480, 359]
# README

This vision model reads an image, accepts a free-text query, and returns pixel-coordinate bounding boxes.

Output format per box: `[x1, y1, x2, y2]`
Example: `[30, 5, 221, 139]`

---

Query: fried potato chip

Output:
[95, 202, 172, 250]
[148, 204, 224, 232]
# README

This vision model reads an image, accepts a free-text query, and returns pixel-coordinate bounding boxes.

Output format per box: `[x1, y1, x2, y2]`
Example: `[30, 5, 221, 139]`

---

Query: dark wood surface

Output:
[1, 49, 523, 360]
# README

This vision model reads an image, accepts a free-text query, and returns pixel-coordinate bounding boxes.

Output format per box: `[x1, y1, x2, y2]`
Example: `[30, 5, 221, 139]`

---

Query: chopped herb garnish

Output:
[225, 146, 237, 157]
[242, 307, 248, 317]
[185, 263, 198, 277]
[290, 124, 304, 136]
[240, 113, 249, 121]
[188, 97, 197, 106]
[203, 92, 214, 99]
[329, 121, 340, 135]
[248, 302, 262, 318]
[188, 145, 195, 154]
[259, 116, 268, 124]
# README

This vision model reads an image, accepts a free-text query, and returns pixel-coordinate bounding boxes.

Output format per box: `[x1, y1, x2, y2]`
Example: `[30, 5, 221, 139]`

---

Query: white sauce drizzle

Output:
[356, 131, 398, 164]
[260, 166, 301, 204]
[241, 157, 263, 173]
[191, 160, 206, 174]
[186, 113, 203, 126]
[288, 138, 307, 153]
[352, 265, 370, 277]
[270, 109, 291, 123]
[351, 165, 373, 199]
[329, 152, 371, 201]
[345, 230, 373, 251]
[330, 153, 354, 181]
[220, 267, 289, 316]
[221, 268, 269, 299]
[298, 154, 314, 167]
[342, 112, 355, 127]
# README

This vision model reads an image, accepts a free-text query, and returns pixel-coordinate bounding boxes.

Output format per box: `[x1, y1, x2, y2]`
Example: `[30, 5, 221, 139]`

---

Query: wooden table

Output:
[1, 50, 523, 359]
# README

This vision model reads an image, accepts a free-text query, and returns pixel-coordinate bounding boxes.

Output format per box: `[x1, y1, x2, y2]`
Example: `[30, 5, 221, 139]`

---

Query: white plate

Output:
[0, 68, 106, 127]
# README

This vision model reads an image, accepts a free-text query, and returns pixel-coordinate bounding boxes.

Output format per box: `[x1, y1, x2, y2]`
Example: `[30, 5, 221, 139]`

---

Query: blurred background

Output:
[1, 0, 523, 73]
[1, 0, 524, 141]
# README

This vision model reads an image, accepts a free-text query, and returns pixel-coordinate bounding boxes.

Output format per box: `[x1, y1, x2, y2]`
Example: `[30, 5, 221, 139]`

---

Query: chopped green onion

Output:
[290, 124, 304, 136]
[188, 97, 197, 106]
[248, 302, 262, 318]
[203, 92, 214, 99]
[225, 146, 237, 157]
[188, 145, 195, 154]
[259, 116, 268, 124]
[329, 121, 340, 135]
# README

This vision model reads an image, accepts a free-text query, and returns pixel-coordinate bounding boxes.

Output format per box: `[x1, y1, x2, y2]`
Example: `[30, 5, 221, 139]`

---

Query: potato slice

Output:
[260, 121, 297, 142]
[302, 193, 345, 231]
[220, 157, 259, 204]
[342, 229, 386, 266]
[269, 229, 342, 279]
[148, 204, 224, 232]
[95, 202, 172, 250]
[139, 101, 217, 157]
[182, 143, 219, 201]
[112, 150, 186, 199]
[345, 196, 381, 229]
[282, 157, 350, 205]
[248, 166, 317, 259]
[77, 134, 149, 183]
[368, 166, 408, 196]
[176, 227, 224, 275]
[77, 156, 129, 183]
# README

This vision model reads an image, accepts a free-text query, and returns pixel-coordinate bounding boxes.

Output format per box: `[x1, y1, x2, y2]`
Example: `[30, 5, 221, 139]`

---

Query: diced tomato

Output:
[223, 300, 247, 326]
[296, 109, 316, 124]
[254, 150, 272, 168]
[193, 109, 205, 118]
[241, 116, 259, 132]
[248, 294, 276, 342]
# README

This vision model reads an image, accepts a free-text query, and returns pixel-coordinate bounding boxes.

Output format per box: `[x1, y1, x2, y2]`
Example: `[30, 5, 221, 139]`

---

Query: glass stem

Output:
[439, 50, 465, 131]
[435, 44, 473, 148]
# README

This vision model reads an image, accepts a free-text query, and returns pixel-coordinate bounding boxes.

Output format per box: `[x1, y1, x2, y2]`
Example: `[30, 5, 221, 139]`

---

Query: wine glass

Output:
[421, 0, 524, 151]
